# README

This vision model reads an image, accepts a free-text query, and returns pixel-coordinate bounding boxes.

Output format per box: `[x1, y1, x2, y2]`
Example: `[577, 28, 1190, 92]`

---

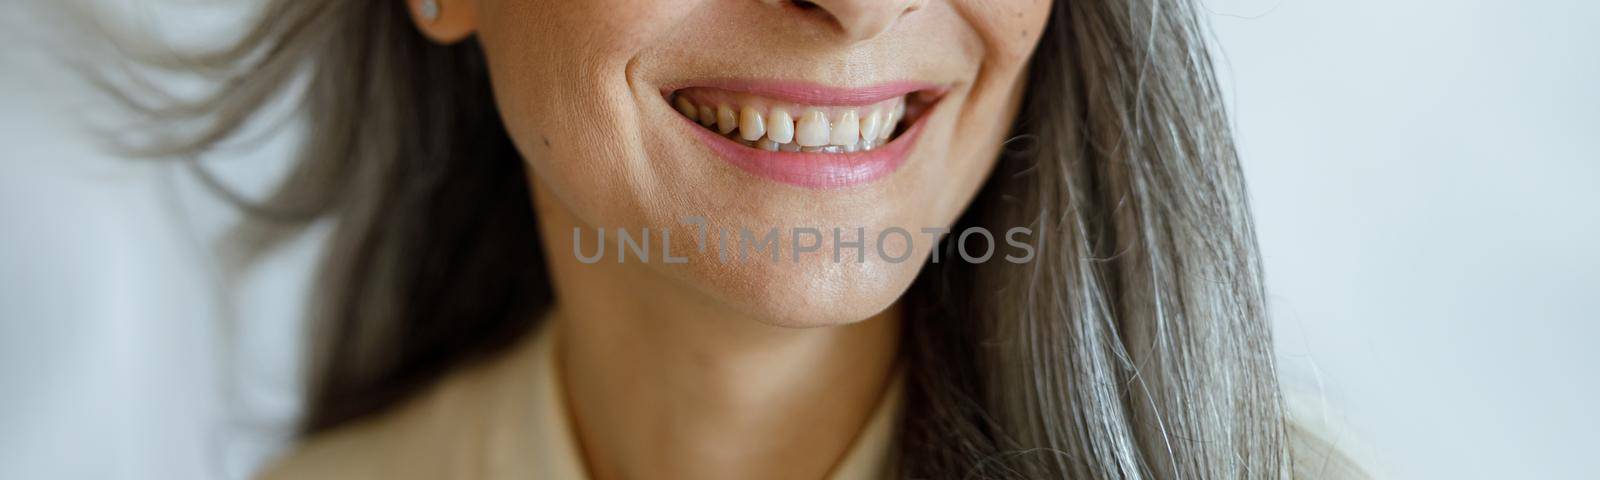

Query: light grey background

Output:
[2, 0, 1595, 478]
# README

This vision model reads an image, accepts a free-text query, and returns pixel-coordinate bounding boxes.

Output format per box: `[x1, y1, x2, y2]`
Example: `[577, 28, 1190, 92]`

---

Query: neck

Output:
[532, 186, 902, 480]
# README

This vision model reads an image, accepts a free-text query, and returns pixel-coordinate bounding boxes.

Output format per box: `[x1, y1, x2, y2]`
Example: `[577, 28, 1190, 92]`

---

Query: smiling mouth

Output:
[667, 85, 939, 153]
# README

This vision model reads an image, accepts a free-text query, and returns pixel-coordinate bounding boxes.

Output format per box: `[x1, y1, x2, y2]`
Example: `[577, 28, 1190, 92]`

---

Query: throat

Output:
[549, 305, 902, 480]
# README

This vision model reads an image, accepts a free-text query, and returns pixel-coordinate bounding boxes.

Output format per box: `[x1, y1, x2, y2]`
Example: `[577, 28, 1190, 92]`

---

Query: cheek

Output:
[938, 0, 1053, 190]
[954, 0, 1054, 159]
[962, 0, 1053, 67]
[473, 0, 695, 225]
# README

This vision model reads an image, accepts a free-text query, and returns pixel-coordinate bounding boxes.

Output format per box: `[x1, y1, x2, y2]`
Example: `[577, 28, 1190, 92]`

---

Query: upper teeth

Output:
[672, 93, 907, 153]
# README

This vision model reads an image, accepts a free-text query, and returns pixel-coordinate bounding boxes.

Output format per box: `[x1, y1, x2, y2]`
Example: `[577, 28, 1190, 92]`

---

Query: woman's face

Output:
[442, 0, 1049, 325]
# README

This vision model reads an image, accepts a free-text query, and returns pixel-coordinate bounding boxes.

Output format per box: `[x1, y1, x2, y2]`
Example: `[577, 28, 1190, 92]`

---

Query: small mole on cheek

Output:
[542, 136, 551, 148]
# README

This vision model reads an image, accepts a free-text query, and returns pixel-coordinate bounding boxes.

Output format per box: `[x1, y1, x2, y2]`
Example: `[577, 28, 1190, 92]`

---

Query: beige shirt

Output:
[259, 324, 902, 479]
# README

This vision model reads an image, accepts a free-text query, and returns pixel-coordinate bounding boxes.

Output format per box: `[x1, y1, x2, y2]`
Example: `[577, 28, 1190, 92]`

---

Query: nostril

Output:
[773, 0, 909, 42]
[783, 0, 845, 34]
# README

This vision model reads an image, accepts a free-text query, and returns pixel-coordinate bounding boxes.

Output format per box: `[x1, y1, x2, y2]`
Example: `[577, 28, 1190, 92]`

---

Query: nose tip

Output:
[767, 0, 924, 42]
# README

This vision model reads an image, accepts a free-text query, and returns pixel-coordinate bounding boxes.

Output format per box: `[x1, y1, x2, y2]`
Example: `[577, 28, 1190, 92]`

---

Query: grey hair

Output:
[90, 0, 1354, 477]
[902, 0, 1289, 476]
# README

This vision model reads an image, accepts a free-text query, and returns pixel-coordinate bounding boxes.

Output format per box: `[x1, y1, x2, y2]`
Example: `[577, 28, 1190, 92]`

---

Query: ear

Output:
[407, 0, 478, 44]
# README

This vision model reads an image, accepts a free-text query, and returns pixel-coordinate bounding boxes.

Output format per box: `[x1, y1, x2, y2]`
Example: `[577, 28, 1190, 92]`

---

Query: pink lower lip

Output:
[685, 114, 927, 189]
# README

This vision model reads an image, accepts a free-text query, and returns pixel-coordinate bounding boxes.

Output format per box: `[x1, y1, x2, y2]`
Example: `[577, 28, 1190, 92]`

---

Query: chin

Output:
[662, 244, 921, 328]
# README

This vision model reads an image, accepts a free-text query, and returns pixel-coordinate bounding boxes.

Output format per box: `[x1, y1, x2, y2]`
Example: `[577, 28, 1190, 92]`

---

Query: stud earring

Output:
[418, 0, 440, 22]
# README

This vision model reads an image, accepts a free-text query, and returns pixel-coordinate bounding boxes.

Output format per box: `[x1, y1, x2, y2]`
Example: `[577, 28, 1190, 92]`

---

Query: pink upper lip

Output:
[661, 79, 943, 106]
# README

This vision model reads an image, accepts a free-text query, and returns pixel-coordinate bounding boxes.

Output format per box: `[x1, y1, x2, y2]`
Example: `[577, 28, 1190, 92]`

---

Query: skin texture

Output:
[410, 0, 1049, 478]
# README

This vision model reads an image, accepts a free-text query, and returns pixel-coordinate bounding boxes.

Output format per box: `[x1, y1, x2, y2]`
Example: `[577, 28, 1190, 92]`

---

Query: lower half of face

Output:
[475, 0, 1050, 325]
